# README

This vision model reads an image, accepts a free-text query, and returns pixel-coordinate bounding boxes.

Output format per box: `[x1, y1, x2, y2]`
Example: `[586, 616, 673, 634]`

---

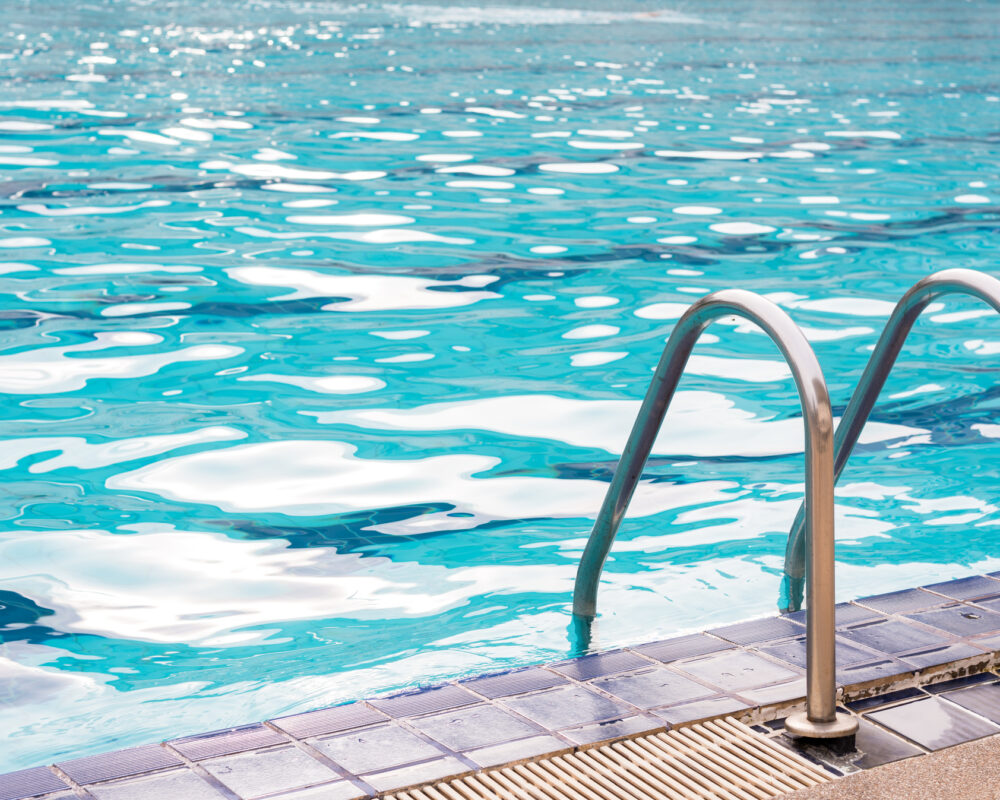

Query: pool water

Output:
[1, 0, 999, 772]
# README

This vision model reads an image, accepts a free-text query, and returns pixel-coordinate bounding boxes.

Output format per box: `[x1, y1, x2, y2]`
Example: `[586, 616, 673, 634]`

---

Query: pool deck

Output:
[4, 572, 1000, 800]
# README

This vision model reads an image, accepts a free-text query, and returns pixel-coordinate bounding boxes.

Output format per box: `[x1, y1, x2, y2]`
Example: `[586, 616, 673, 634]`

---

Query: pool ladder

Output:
[572, 268, 1000, 744]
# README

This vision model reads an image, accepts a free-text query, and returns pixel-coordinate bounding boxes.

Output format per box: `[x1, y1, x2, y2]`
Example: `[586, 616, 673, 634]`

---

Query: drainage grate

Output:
[386, 717, 830, 800]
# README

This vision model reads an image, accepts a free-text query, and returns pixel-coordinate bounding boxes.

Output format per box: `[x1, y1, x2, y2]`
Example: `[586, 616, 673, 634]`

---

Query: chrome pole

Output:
[782, 269, 1000, 611]
[572, 289, 856, 739]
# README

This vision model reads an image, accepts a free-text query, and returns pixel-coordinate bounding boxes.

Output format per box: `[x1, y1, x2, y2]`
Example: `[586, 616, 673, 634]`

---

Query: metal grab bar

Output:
[782, 268, 1000, 612]
[572, 289, 857, 740]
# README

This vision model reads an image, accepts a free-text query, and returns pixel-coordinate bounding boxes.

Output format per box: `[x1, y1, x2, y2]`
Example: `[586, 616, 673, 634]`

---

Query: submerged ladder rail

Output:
[782, 268, 1000, 611]
[572, 288, 856, 740]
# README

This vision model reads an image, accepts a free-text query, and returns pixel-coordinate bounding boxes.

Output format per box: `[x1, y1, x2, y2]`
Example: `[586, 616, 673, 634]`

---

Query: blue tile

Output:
[866, 696, 1000, 750]
[58, 743, 181, 784]
[271, 703, 386, 739]
[313, 724, 447, 775]
[561, 715, 662, 745]
[0, 768, 69, 800]
[707, 616, 804, 646]
[856, 588, 943, 614]
[922, 575, 1000, 601]
[549, 650, 649, 681]
[369, 685, 479, 718]
[760, 635, 882, 670]
[592, 667, 713, 709]
[502, 685, 632, 730]
[906, 605, 1000, 637]
[459, 667, 566, 699]
[846, 687, 927, 713]
[837, 659, 911, 687]
[170, 723, 288, 760]
[839, 619, 950, 655]
[924, 672, 997, 694]
[408, 704, 541, 751]
[632, 633, 732, 664]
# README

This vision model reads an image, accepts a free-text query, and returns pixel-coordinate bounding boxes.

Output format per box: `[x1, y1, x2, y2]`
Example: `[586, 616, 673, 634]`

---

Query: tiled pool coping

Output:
[4, 572, 1000, 800]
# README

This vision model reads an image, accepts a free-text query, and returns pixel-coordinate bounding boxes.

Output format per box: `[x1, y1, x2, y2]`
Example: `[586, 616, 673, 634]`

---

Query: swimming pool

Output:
[1, 0, 998, 773]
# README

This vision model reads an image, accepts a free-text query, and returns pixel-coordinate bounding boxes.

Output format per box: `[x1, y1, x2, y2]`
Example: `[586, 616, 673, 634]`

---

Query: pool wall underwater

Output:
[1, 0, 1000, 774]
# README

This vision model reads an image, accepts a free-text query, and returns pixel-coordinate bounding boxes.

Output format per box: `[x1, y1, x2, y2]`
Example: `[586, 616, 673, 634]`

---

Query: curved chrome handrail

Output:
[572, 288, 856, 739]
[782, 268, 1000, 612]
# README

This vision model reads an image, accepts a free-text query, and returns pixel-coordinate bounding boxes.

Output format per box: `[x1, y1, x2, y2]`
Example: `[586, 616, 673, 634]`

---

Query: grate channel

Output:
[386, 717, 830, 800]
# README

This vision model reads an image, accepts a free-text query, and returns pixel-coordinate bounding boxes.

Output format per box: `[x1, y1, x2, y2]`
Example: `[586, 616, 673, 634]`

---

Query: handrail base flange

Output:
[784, 710, 859, 744]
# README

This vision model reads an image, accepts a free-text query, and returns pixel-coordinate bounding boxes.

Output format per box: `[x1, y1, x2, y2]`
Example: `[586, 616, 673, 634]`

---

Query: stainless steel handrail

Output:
[572, 288, 857, 740]
[782, 268, 1000, 612]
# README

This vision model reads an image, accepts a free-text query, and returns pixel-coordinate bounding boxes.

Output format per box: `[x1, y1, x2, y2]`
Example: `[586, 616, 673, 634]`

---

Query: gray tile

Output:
[266, 782, 365, 800]
[925, 673, 998, 694]
[501, 685, 632, 730]
[170, 724, 287, 760]
[840, 619, 950, 655]
[941, 681, 1000, 723]
[362, 757, 467, 793]
[760, 636, 881, 670]
[87, 769, 227, 800]
[838, 659, 911, 687]
[408, 704, 540, 751]
[464, 735, 568, 769]
[652, 696, 751, 725]
[271, 703, 386, 739]
[866, 696, 1000, 750]
[856, 588, 943, 614]
[785, 603, 884, 629]
[851, 717, 923, 767]
[592, 667, 713, 709]
[312, 724, 446, 775]
[460, 668, 566, 699]
[675, 650, 799, 692]
[738, 679, 807, 706]
[549, 650, 649, 681]
[58, 743, 182, 784]
[976, 596, 1000, 613]
[846, 687, 928, 713]
[708, 616, 804, 646]
[369, 685, 479, 718]
[202, 746, 340, 799]
[922, 575, 1000, 601]
[0, 767, 69, 800]
[561, 715, 662, 745]
[906, 605, 1000, 637]
[898, 643, 990, 669]
[632, 633, 732, 664]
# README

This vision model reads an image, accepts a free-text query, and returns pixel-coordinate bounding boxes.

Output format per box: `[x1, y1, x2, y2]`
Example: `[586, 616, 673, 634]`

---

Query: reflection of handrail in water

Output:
[571, 288, 856, 741]
[782, 269, 1000, 613]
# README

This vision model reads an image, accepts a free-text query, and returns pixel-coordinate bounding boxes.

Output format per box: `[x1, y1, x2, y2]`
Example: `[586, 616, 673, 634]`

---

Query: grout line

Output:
[47, 764, 95, 800]
[159, 742, 244, 800]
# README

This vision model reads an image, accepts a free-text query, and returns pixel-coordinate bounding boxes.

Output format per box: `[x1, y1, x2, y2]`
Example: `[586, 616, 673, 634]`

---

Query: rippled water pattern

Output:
[1, 0, 999, 771]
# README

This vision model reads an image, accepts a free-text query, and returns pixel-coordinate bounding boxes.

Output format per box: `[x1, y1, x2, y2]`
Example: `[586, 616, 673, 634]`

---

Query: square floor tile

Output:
[856, 588, 942, 614]
[906, 606, 1000, 637]
[941, 682, 1000, 723]
[501, 685, 631, 730]
[922, 575, 1000, 601]
[561, 715, 662, 745]
[924, 673, 997, 694]
[362, 757, 467, 793]
[0, 767, 69, 800]
[58, 744, 181, 785]
[837, 659, 910, 688]
[87, 769, 226, 800]
[549, 650, 649, 681]
[368, 685, 479, 718]
[784, 603, 884, 629]
[846, 687, 927, 713]
[844, 719, 922, 770]
[464, 735, 567, 769]
[313, 724, 447, 775]
[840, 619, 950, 655]
[652, 696, 751, 725]
[866, 696, 1000, 750]
[459, 668, 566, 699]
[898, 643, 988, 670]
[760, 636, 880, 670]
[675, 650, 799, 692]
[202, 746, 340, 799]
[266, 782, 365, 800]
[707, 616, 804, 646]
[738, 678, 807, 706]
[170, 724, 287, 760]
[592, 667, 713, 709]
[408, 704, 540, 751]
[633, 633, 732, 664]
[271, 703, 386, 739]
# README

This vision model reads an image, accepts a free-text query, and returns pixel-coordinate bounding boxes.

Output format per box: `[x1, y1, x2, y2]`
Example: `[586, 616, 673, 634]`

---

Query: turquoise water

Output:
[1, 0, 999, 772]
